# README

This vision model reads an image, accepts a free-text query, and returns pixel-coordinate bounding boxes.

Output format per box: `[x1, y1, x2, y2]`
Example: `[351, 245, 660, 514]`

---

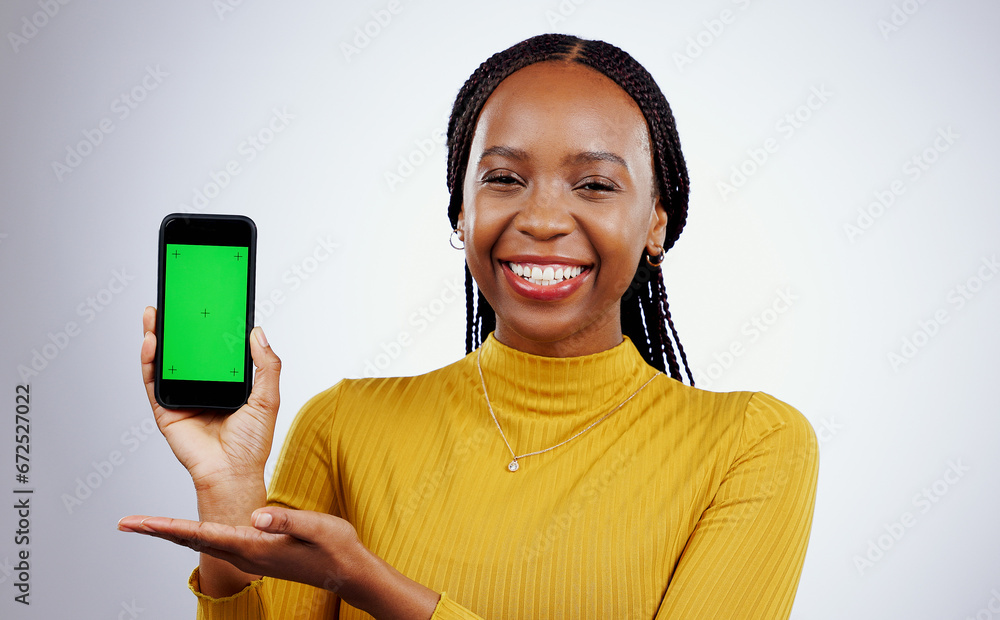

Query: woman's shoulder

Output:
[668, 379, 810, 424]
[708, 387, 817, 463]
[662, 381, 816, 455]
[738, 391, 817, 450]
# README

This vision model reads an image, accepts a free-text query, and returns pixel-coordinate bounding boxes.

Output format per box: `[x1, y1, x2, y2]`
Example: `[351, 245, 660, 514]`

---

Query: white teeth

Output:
[508, 262, 585, 286]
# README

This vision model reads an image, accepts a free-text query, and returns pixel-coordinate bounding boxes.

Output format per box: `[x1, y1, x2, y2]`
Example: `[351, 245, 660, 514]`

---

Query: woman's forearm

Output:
[337, 543, 439, 620]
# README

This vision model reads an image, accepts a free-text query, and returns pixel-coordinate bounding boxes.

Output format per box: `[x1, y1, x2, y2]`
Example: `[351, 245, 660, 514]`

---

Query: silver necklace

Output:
[476, 347, 661, 472]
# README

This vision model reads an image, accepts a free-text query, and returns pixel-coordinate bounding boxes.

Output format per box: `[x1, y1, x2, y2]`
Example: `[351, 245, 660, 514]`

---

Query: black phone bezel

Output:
[154, 213, 257, 410]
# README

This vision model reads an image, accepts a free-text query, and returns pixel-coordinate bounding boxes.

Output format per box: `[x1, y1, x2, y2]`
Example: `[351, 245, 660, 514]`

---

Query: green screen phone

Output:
[154, 214, 256, 409]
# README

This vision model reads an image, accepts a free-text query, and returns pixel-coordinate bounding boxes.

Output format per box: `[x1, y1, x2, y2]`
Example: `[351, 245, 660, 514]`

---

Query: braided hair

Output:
[446, 33, 694, 385]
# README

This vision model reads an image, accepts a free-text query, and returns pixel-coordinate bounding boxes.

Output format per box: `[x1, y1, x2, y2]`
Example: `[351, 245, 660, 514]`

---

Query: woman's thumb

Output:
[247, 327, 281, 414]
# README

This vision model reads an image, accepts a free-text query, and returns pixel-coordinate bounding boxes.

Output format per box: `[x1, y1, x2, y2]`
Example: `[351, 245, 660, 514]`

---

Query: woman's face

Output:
[458, 61, 667, 357]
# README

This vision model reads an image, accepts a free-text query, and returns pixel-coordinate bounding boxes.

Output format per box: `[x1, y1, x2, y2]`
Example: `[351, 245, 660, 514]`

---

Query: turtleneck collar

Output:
[474, 333, 659, 419]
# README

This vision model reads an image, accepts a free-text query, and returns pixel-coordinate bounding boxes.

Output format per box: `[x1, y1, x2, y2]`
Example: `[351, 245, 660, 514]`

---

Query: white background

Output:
[1, 0, 998, 618]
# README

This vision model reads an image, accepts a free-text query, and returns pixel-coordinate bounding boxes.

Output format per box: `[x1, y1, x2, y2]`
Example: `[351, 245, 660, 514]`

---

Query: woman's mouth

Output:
[500, 260, 592, 301]
[506, 262, 586, 286]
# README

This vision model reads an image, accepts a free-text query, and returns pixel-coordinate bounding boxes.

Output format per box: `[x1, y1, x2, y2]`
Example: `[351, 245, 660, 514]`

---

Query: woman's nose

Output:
[513, 184, 575, 241]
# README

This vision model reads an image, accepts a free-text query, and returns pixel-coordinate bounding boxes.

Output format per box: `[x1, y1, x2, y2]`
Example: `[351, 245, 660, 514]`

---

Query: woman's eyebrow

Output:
[479, 145, 528, 162]
[479, 146, 628, 170]
[564, 151, 629, 170]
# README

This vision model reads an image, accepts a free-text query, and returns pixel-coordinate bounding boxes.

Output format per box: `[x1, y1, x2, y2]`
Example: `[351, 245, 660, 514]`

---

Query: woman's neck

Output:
[492, 312, 625, 358]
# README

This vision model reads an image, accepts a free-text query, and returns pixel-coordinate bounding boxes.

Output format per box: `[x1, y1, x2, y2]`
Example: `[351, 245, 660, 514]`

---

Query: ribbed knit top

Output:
[190, 334, 819, 619]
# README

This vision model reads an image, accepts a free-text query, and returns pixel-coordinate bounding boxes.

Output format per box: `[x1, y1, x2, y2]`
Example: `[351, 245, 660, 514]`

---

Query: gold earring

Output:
[645, 248, 665, 267]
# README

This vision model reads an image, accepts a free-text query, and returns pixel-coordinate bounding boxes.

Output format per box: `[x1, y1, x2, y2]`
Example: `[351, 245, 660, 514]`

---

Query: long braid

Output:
[658, 271, 694, 385]
[653, 269, 682, 381]
[464, 264, 475, 354]
[446, 34, 695, 385]
[477, 287, 496, 347]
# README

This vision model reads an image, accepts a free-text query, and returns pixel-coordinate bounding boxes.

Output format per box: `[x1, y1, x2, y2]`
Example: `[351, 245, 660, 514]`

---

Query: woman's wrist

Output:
[193, 478, 267, 599]
[194, 475, 266, 524]
[336, 540, 439, 620]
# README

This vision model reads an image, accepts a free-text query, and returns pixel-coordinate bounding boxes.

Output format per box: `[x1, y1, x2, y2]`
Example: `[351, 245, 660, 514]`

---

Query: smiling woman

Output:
[456, 59, 669, 359]
[119, 34, 819, 620]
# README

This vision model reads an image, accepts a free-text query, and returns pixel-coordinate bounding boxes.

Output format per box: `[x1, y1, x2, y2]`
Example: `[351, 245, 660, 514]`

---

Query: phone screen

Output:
[155, 214, 256, 409]
[161, 243, 249, 382]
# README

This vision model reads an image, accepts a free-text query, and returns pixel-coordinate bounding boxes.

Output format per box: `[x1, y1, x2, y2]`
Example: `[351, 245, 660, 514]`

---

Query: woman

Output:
[120, 34, 819, 619]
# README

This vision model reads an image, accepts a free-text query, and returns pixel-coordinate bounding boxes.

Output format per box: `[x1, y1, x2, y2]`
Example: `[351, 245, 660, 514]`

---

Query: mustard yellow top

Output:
[189, 334, 819, 619]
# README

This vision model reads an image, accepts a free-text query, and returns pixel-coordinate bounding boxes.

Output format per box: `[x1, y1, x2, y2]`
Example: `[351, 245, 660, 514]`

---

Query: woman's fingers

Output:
[138, 308, 200, 432]
[139, 305, 278, 426]
[250, 506, 357, 548]
[123, 507, 347, 549]
[140, 306, 159, 410]
[142, 305, 156, 334]
[244, 327, 281, 419]
[119, 515, 265, 573]
[136, 306, 280, 483]
[117, 511, 358, 590]
[120, 515, 241, 549]
[140, 308, 278, 415]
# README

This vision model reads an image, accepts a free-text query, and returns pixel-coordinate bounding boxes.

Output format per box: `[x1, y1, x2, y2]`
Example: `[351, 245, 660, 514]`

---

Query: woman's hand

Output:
[139, 306, 280, 495]
[118, 507, 363, 592]
[137, 306, 280, 595]
[132, 308, 440, 617]
[118, 507, 440, 620]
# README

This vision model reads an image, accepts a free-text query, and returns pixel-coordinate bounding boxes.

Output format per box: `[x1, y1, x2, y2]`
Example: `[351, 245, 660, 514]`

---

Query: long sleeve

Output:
[656, 392, 819, 619]
[188, 385, 345, 619]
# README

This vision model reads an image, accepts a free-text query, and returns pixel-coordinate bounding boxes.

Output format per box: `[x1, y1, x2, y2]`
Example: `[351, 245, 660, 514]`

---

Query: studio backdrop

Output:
[1, 1, 998, 618]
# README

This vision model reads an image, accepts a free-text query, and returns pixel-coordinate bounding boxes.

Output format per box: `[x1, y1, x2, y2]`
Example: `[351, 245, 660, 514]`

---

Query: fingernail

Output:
[254, 512, 272, 528]
[117, 517, 133, 532]
[254, 328, 269, 348]
[138, 518, 155, 533]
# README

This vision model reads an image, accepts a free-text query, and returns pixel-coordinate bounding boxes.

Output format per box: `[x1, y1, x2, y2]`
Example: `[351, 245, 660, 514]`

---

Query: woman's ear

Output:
[456, 207, 465, 241]
[646, 198, 668, 256]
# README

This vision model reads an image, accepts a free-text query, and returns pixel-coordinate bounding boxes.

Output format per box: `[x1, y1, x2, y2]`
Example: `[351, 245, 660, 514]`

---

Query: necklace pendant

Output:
[507, 459, 519, 472]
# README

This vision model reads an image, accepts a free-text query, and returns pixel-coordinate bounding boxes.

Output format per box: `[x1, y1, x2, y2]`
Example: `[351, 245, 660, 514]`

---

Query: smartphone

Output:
[154, 213, 256, 409]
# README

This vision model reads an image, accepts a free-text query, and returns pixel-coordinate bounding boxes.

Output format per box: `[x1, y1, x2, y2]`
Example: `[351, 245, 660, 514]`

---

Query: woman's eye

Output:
[483, 174, 518, 185]
[579, 179, 617, 192]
